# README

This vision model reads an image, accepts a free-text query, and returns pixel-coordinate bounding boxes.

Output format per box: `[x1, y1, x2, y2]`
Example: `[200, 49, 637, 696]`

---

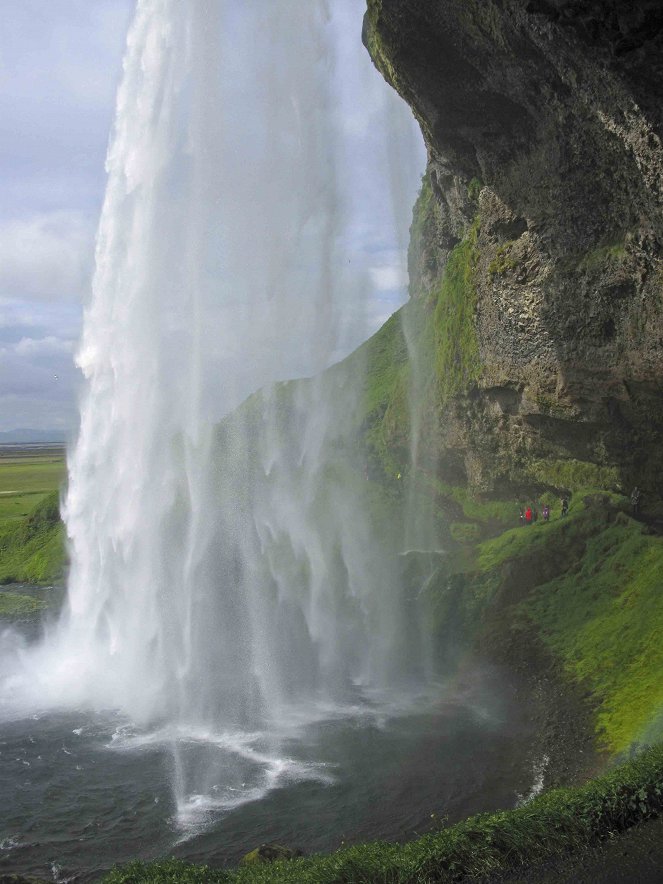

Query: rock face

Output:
[364, 0, 663, 497]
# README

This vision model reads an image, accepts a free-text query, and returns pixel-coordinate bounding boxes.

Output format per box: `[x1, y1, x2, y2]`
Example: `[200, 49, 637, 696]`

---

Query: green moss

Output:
[409, 171, 445, 298]
[0, 591, 46, 617]
[453, 490, 663, 754]
[467, 177, 483, 202]
[359, 311, 409, 425]
[528, 458, 620, 492]
[456, 492, 517, 526]
[477, 519, 557, 573]
[525, 514, 663, 753]
[488, 240, 518, 276]
[450, 521, 481, 543]
[534, 392, 573, 418]
[363, 0, 400, 90]
[104, 745, 663, 884]
[351, 309, 411, 478]
[0, 490, 66, 585]
[421, 475, 517, 529]
[475, 491, 603, 573]
[577, 241, 627, 272]
[433, 219, 481, 400]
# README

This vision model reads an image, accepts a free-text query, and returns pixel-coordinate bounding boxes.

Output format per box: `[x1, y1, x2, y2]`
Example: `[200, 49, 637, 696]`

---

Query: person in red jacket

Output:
[525, 506, 533, 524]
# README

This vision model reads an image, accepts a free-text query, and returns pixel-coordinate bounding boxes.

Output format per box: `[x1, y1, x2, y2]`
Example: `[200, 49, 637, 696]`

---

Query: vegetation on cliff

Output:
[425, 493, 663, 755]
[0, 490, 65, 585]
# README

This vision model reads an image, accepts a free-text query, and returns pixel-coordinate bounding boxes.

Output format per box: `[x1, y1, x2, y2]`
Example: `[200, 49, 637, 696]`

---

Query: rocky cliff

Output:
[364, 0, 663, 499]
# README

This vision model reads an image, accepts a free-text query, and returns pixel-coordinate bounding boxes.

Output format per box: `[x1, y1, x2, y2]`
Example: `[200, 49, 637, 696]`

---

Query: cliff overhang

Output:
[364, 0, 663, 500]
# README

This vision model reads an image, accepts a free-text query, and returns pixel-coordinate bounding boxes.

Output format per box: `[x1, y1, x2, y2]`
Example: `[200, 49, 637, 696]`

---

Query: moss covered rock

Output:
[240, 844, 303, 866]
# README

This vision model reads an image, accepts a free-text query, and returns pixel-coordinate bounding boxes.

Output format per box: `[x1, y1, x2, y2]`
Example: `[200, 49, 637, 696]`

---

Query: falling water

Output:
[1, 0, 428, 828]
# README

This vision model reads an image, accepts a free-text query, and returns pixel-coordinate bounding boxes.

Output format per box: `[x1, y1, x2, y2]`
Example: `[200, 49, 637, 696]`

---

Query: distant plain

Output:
[0, 446, 66, 524]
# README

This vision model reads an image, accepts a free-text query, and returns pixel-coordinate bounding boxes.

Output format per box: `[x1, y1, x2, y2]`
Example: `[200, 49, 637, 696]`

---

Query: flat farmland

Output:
[0, 446, 66, 523]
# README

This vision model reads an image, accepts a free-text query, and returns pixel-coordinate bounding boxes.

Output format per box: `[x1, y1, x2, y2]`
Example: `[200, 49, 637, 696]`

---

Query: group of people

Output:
[519, 487, 643, 526]
[519, 496, 569, 526]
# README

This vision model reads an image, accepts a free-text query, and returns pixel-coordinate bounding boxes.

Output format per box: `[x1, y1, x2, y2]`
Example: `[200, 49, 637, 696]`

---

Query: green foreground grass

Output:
[0, 448, 67, 585]
[0, 490, 65, 585]
[458, 493, 663, 754]
[104, 744, 663, 883]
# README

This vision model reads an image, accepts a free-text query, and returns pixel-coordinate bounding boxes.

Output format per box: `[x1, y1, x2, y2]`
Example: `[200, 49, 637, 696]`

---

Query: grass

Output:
[449, 521, 481, 543]
[328, 306, 411, 480]
[488, 240, 519, 276]
[0, 490, 66, 585]
[453, 488, 663, 755]
[103, 744, 663, 883]
[528, 458, 620, 492]
[467, 177, 482, 202]
[433, 219, 481, 400]
[525, 514, 663, 754]
[0, 447, 66, 524]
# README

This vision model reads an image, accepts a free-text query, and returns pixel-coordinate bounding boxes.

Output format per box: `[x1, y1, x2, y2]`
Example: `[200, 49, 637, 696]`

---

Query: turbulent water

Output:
[1, 594, 536, 881]
[0, 0, 446, 841]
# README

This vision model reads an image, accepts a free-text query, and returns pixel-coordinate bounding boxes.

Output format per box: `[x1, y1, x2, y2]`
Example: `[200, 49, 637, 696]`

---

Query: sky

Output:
[0, 0, 425, 435]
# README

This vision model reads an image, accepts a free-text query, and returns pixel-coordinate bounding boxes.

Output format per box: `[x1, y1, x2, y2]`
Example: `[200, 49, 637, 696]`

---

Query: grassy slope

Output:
[467, 494, 663, 755]
[526, 514, 663, 754]
[0, 490, 66, 585]
[0, 448, 67, 586]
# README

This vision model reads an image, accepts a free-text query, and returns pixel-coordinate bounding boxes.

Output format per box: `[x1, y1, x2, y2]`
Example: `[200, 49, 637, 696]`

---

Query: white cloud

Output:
[0, 212, 94, 301]
[0, 333, 80, 430]
[13, 336, 75, 357]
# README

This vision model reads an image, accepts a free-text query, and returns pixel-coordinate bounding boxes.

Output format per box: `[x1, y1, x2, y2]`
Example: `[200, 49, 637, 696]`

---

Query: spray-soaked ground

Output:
[1, 598, 538, 883]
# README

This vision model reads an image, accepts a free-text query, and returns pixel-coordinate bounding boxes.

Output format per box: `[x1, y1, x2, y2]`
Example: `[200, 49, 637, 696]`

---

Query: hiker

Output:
[519, 508, 525, 526]
[532, 505, 539, 523]
[525, 506, 533, 524]
[561, 496, 569, 517]
[630, 486, 641, 516]
[542, 504, 550, 522]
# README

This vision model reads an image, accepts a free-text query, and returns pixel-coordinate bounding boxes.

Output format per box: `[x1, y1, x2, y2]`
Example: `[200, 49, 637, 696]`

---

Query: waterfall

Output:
[1, 0, 426, 825]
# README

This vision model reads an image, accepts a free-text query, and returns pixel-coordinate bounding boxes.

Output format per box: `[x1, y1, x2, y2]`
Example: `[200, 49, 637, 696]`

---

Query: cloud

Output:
[13, 336, 75, 357]
[0, 212, 94, 301]
[0, 1, 133, 220]
[0, 333, 81, 431]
